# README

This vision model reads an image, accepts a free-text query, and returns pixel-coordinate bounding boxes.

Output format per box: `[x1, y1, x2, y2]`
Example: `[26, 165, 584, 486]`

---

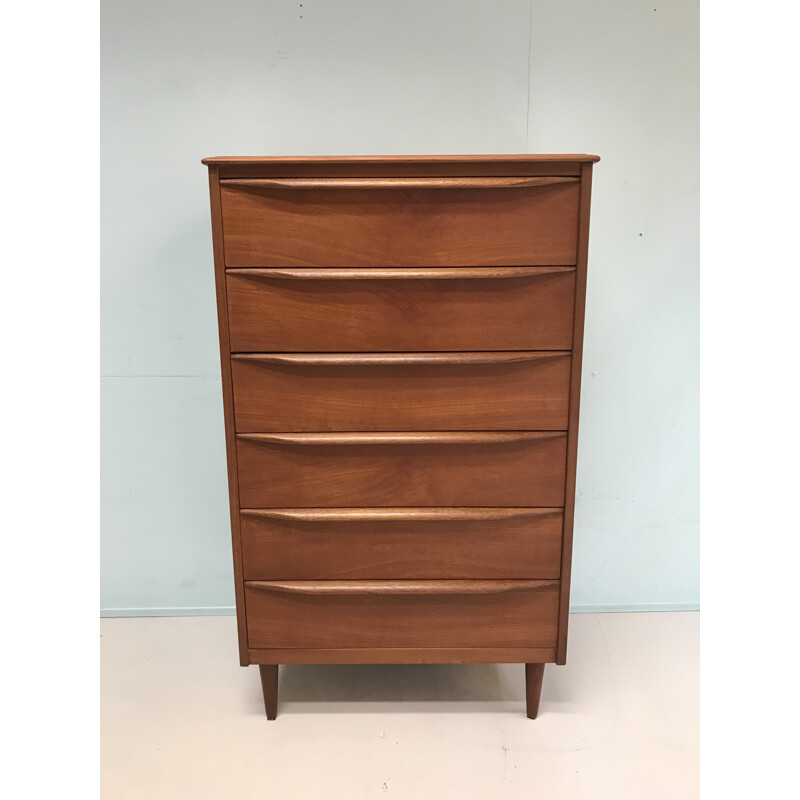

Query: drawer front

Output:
[226, 267, 576, 352]
[236, 432, 567, 508]
[231, 353, 570, 432]
[240, 508, 564, 580]
[244, 580, 560, 649]
[220, 178, 580, 267]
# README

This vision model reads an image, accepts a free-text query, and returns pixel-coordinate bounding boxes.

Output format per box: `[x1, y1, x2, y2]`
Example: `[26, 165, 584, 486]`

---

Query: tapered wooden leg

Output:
[259, 664, 278, 720]
[525, 663, 545, 719]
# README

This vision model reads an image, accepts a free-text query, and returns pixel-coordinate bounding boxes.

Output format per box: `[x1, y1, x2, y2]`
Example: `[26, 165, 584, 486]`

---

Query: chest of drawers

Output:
[203, 154, 598, 719]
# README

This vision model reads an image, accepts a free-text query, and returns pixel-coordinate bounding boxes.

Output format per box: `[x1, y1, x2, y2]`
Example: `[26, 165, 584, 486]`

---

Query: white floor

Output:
[101, 611, 698, 799]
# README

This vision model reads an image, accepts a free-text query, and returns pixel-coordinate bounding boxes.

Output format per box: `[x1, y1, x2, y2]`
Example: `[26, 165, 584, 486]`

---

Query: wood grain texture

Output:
[244, 580, 560, 649]
[226, 267, 576, 352]
[247, 647, 558, 665]
[230, 352, 571, 432]
[217, 162, 585, 179]
[239, 507, 564, 580]
[525, 663, 545, 719]
[247, 580, 559, 595]
[243, 507, 557, 521]
[203, 154, 598, 708]
[223, 176, 579, 190]
[259, 665, 278, 720]
[220, 182, 581, 267]
[203, 155, 600, 181]
[229, 265, 571, 280]
[556, 163, 594, 666]
[235, 432, 568, 508]
[207, 166, 250, 666]
[233, 352, 560, 365]
[239, 431, 554, 444]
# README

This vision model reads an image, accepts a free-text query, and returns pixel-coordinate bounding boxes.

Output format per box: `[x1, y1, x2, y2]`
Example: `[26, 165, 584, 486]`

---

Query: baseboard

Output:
[570, 602, 699, 613]
[100, 602, 699, 618]
[100, 606, 237, 617]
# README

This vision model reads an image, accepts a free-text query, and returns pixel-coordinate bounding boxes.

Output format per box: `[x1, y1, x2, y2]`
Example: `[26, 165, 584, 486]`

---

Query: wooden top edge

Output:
[202, 154, 600, 165]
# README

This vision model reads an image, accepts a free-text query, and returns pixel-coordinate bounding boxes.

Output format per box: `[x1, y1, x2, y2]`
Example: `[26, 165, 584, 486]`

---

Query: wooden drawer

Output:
[219, 177, 581, 267]
[226, 267, 576, 352]
[231, 352, 570, 432]
[236, 432, 567, 507]
[240, 508, 564, 580]
[244, 580, 560, 649]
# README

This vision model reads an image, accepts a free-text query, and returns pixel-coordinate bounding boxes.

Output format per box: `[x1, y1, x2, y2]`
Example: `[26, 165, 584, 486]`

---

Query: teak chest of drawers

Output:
[203, 154, 599, 719]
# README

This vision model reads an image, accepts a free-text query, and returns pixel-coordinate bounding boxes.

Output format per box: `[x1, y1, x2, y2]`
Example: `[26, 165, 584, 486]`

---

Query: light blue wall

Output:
[101, 0, 698, 615]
